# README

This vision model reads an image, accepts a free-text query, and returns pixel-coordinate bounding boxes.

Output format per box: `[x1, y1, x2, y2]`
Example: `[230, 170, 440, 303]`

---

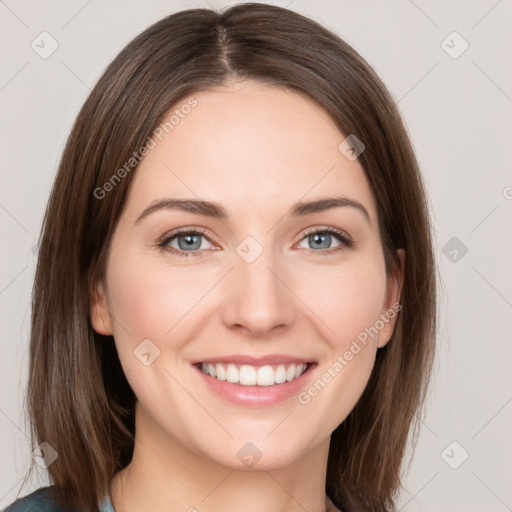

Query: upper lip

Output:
[192, 354, 314, 366]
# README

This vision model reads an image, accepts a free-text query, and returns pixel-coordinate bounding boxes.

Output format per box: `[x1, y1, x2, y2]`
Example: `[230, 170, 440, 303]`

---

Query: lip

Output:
[192, 360, 317, 407]
[192, 354, 313, 367]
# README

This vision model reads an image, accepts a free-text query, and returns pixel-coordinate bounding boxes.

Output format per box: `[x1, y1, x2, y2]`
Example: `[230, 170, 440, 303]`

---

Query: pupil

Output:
[311, 233, 330, 249]
[179, 234, 200, 250]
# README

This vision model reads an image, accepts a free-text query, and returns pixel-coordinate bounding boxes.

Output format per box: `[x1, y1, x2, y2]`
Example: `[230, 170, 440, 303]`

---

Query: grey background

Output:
[1, 0, 511, 510]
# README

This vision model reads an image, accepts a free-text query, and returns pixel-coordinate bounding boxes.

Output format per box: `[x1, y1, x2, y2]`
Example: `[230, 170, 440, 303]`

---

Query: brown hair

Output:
[21, 4, 437, 512]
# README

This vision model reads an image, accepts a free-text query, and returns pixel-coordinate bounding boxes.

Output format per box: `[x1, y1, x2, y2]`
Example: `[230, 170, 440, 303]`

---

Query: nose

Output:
[221, 244, 296, 338]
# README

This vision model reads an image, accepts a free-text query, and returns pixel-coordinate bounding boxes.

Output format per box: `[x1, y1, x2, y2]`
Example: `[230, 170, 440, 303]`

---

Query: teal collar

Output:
[99, 493, 115, 512]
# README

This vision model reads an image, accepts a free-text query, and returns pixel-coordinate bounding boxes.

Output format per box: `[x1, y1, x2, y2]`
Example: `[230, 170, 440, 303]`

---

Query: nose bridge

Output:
[223, 234, 295, 335]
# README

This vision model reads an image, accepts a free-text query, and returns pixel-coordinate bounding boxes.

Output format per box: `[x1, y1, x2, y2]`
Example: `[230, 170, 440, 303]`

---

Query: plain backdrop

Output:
[1, 1, 511, 510]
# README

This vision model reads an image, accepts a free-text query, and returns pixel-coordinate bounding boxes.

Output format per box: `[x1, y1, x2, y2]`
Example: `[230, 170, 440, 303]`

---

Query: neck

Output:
[110, 403, 338, 512]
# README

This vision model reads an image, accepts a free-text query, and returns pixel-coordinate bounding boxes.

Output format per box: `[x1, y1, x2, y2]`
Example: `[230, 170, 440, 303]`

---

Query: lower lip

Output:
[193, 363, 316, 406]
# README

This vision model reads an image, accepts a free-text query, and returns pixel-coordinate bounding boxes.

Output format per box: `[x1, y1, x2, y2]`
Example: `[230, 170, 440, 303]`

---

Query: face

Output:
[91, 80, 404, 470]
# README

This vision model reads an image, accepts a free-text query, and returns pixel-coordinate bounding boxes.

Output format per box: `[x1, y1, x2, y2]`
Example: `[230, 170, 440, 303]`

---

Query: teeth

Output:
[215, 363, 226, 381]
[200, 362, 308, 386]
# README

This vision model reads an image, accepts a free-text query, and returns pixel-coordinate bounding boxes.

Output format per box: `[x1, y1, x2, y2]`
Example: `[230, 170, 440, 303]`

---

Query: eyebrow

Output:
[135, 196, 371, 225]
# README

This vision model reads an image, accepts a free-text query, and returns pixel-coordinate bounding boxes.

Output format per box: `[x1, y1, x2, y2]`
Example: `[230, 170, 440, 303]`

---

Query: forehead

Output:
[125, 81, 378, 224]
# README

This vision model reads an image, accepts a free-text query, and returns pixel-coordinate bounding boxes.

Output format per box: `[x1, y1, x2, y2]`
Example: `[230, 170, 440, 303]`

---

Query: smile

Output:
[192, 355, 316, 406]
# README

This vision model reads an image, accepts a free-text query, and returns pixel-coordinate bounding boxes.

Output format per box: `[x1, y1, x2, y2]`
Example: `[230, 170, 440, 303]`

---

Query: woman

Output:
[5, 3, 437, 512]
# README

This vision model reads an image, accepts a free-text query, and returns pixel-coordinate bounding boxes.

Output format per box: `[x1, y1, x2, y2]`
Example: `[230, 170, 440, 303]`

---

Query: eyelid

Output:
[297, 225, 353, 244]
[157, 226, 220, 254]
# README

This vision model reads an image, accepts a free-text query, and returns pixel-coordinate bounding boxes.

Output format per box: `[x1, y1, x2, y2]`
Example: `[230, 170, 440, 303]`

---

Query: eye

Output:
[158, 227, 216, 257]
[157, 226, 354, 258]
[295, 227, 353, 254]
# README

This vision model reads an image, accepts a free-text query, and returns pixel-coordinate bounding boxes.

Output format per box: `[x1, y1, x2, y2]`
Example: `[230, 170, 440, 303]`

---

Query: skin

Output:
[91, 79, 404, 512]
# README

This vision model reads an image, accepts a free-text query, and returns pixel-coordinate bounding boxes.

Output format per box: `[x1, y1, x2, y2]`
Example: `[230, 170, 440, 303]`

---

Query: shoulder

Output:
[2, 486, 70, 512]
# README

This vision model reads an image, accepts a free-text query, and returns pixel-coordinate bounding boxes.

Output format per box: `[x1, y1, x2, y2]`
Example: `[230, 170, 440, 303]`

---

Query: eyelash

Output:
[157, 227, 355, 257]
[157, 226, 354, 258]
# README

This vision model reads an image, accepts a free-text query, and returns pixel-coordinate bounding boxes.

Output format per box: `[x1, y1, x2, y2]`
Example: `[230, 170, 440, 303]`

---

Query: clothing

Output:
[3, 487, 340, 512]
[1, 486, 114, 512]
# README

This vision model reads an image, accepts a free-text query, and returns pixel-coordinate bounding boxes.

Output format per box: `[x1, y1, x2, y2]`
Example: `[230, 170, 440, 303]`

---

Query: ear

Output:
[377, 248, 405, 348]
[90, 279, 113, 336]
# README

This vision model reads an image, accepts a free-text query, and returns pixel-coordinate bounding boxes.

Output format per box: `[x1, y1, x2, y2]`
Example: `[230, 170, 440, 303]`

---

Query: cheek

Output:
[104, 253, 204, 405]
[293, 259, 386, 431]
[293, 253, 387, 348]
[106, 254, 207, 341]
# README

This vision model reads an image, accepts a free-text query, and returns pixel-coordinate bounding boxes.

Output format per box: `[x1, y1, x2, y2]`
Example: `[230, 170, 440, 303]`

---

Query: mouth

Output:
[192, 358, 317, 406]
[197, 361, 311, 386]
